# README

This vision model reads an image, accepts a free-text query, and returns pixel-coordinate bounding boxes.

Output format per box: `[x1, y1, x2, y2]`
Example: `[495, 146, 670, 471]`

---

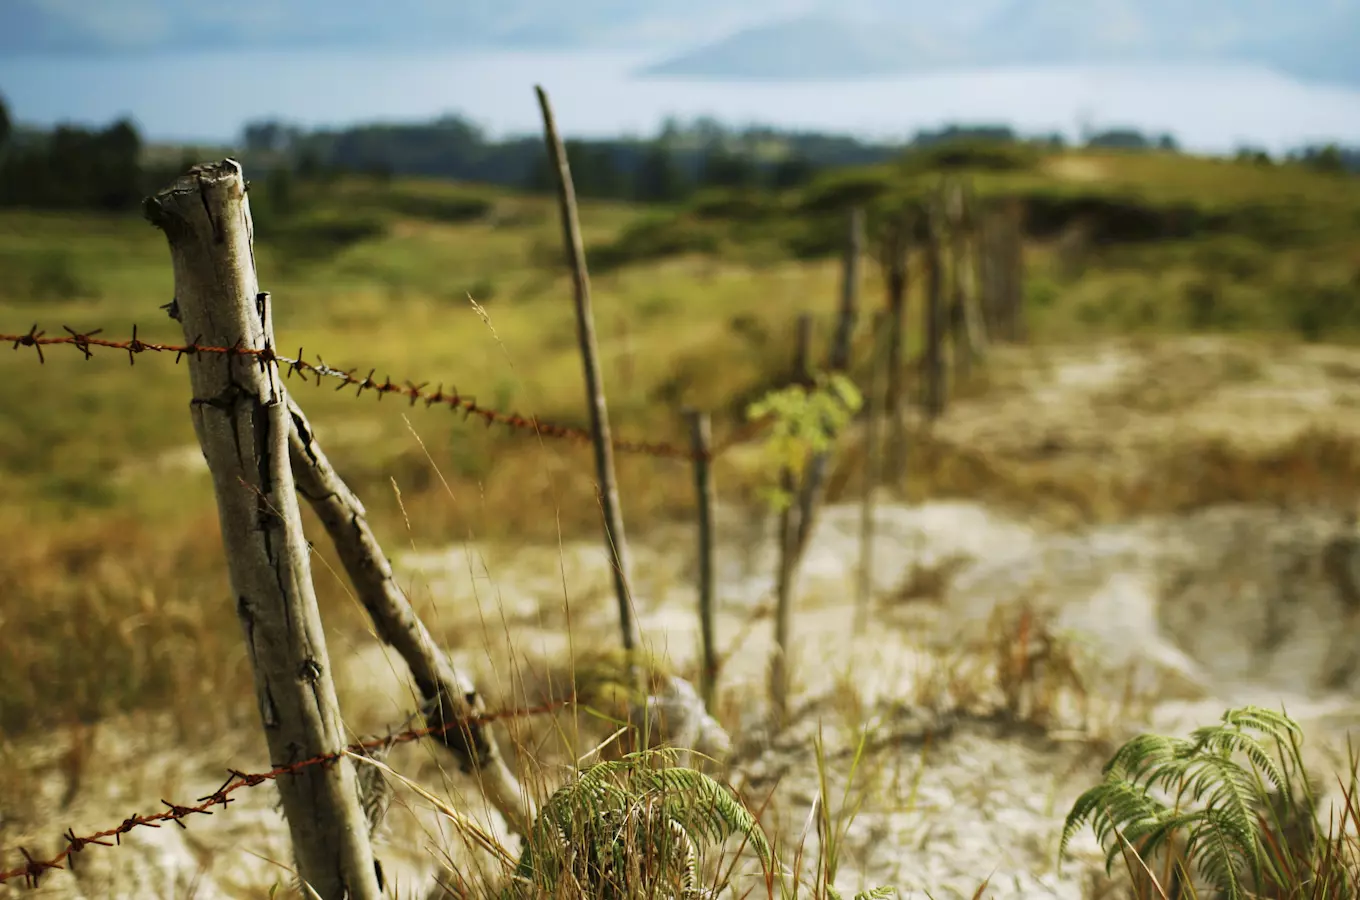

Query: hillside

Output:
[3, 143, 1360, 897]
[639, 0, 1360, 85]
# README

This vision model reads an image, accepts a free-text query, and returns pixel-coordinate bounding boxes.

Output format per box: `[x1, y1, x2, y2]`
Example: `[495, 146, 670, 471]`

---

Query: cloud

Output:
[28, 0, 173, 47]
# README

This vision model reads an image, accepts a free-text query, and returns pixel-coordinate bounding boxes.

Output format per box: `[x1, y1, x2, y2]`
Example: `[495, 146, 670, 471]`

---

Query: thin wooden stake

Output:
[774, 207, 863, 720]
[854, 310, 888, 636]
[686, 409, 718, 709]
[923, 197, 947, 421]
[144, 160, 381, 900]
[880, 205, 912, 484]
[794, 206, 863, 554]
[535, 85, 641, 655]
[771, 313, 813, 722]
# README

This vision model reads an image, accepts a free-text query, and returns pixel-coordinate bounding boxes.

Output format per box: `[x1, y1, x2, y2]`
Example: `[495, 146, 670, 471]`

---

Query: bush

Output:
[591, 214, 724, 271]
[900, 139, 1040, 173]
[1063, 706, 1353, 900]
[686, 187, 776, 222]
[257, 210, 389, 263]
[375, 191, 493, 223]
[1285, 281, 1360, 341]
[27, 250, 94, 302]
[798, 169, 896, 215]
[1021, 190, 1227, 242]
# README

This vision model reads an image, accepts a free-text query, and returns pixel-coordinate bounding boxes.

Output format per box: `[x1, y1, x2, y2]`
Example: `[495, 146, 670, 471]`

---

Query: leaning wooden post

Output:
[854, 310, 887, 636]
[685, 409, 718, 709]
[287, 399, 533, 837]
[535, 85, 641, 655]
[879, 205, 912, 484]
[771, 314, 813, 721]
[143, 160, 381, 900]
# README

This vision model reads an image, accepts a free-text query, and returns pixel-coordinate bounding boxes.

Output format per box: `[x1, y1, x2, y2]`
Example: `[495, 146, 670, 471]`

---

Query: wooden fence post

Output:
[854, 310, 887, 636]
[144, 160, 381, 900]
[685, 409, 718, 709]
[286, 398, 534, 837]
[947, 178, 987, 380]
[774, 207, 863, 720]
[535, 85, 641, 656]
[793, 206, 863, 554]
[1007, 198, 1028, 343]
[922, 196, 947, 421]
[771, 313, 813, 721]
[976, 210, 1000, 341]
[880, 205, 912, 485]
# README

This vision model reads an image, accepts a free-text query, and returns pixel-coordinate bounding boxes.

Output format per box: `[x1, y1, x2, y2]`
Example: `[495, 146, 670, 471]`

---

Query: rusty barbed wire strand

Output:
[0, 696, 572, 888]
[2, 322, 775, 461]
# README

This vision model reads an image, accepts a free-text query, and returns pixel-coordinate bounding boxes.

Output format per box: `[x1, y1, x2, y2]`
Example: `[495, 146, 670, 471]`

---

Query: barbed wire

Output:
[3, 323, 774, 461]
[0, 696, 572, 888]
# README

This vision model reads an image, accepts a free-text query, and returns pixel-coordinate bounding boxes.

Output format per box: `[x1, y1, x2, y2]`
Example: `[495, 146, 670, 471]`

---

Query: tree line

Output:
[0, 89, 1356, 215]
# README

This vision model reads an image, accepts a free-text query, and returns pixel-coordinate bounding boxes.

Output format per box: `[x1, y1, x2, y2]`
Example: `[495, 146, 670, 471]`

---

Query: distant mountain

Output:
[638, 17, 966, 80]
[4, 0, 1358, 89]
[640, 1, 1360, 87]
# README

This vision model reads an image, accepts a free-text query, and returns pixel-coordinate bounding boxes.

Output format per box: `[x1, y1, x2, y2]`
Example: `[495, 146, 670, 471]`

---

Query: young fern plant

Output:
[508, 748, 773, 900]
[1060, 706, 1323, 900]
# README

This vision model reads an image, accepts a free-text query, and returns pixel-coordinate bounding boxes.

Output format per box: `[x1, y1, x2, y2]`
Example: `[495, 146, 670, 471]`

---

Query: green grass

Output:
[0, 148, 1357, 754]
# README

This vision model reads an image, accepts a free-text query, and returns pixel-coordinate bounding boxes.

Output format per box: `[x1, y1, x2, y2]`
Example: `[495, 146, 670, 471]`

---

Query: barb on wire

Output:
[0, 697, 570, 888]
[4, 322, 774, 462]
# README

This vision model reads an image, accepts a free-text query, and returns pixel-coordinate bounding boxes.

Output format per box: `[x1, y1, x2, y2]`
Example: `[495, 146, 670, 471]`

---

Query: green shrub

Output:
[1062, 706, 1354, 900]
[900, 139, 1040, 173]
[591, 214, 723, 271]
[798, 169, 896, 216]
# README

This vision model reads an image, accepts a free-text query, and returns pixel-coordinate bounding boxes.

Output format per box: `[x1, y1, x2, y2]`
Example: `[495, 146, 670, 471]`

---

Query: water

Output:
[3, 49, 1360, 154]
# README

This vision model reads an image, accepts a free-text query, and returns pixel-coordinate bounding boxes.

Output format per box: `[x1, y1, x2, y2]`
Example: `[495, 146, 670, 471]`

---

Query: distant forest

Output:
[0, 90, 1356, 213]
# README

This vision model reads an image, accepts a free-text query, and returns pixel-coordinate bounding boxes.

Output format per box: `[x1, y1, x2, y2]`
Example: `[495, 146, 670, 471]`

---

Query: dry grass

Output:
[3, 150, 1360, 897]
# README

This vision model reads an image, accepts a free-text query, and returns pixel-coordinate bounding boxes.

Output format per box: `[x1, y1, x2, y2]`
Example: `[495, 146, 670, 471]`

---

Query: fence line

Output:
[2, 323, 773, 462]
[1, 164, 1028, 892]
[0, 698, 571, 888]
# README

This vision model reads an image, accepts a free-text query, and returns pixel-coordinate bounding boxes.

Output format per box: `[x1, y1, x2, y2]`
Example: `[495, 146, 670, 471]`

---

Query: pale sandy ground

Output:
[7, 335, 1360, 899]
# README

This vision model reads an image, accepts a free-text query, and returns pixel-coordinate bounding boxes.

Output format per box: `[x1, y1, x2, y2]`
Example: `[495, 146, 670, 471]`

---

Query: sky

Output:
[1, 50, 1357, 156]
[1, 0, 1358, 153]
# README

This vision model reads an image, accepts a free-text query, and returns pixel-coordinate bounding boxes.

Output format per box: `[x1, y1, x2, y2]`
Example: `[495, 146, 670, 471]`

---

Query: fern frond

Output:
[1062, 779, 1172, 872]
[1184, 805, 1259, 900]
[1063, 706, 1316, 900]
[512, 749, 771, 899]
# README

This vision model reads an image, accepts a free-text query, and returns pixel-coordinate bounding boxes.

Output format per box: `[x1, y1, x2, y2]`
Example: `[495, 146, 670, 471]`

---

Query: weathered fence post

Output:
[793, 206, 863, 553]
[686, 409, 718, 709]
[976, 210, 1000, 340]
[774, 208, 863, 720]
[946, 178, 987, 381]
[286, 399, 534, 837]
[535, 85, 641, 656]
[1005, 198, 1028, 343]
[922, 197, 947, 421]
[143, 160, 381, 900]
[771, 313, 813, 721]
[854, 310, 887, 636]
[879, 205, 912, 484]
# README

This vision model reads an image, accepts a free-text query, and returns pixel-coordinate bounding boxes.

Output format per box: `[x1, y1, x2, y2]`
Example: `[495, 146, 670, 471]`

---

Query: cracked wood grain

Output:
[145, 159, 381, 900]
